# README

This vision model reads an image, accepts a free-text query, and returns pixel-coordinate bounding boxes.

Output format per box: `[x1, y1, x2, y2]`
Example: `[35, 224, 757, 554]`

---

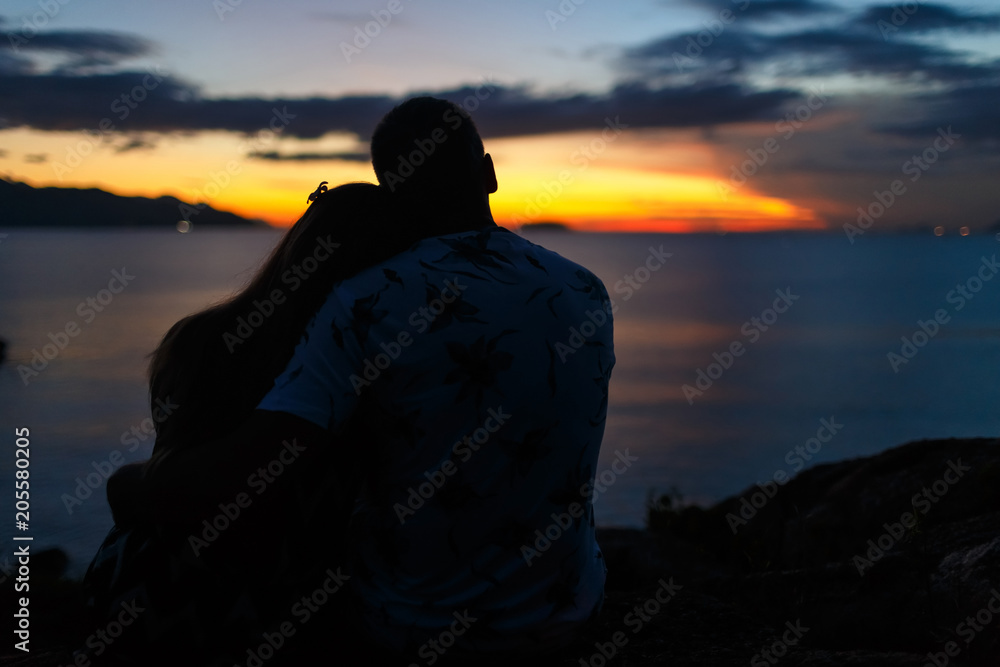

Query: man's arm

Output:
[107, 409, 330, 529]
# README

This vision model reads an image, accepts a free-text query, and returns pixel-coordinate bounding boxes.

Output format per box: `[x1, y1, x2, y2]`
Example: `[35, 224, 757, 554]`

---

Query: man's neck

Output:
[407, 202, 497, 236]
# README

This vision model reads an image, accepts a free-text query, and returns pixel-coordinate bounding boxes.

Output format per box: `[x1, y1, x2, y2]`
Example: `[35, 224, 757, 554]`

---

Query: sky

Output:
[1, 0, 998, 232]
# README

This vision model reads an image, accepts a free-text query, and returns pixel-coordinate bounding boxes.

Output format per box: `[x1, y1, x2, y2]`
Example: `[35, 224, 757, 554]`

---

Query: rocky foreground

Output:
[3, 437, 998, 666]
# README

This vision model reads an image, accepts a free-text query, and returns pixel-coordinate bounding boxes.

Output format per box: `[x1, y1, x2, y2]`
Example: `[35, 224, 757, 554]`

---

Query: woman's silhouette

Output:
[84, 181, 429, 665]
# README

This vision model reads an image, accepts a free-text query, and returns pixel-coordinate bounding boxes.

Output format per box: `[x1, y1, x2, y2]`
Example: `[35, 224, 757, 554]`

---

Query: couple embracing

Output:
[84, 96, 616, 666]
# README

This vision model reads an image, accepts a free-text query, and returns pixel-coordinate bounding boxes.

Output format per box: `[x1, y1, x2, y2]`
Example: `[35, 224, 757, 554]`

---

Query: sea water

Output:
[1, 228, 998, 576]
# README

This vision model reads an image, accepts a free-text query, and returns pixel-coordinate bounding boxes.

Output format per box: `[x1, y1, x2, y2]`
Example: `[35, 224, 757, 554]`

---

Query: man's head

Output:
[370, 97, 496, 215]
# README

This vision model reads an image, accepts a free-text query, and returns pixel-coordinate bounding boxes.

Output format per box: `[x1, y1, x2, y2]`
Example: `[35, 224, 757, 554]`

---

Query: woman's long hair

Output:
[146, 181, 423, 454]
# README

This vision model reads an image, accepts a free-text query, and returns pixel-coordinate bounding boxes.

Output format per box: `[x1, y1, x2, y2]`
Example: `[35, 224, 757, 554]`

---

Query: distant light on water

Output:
[177, 220, 192, 233]
[933, 225, 945, 236]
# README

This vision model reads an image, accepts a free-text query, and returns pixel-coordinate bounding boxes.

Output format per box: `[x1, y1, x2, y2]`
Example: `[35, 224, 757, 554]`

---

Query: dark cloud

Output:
[623, 29, 765, 80]
[623, 19, 1000, 85]
[0, 70, 201, 133]
[879, 84, 1000, 145]
[249, 150, 370, 162]
[681, 0, 834, 20]
[14, 31, 151, 59]
[24, 153, 47, 163]
[114, 136, 157, 153]
[0, 69, 800, 141]
[0, 49, 33, 76]
[765, 29, 999, 83]
[6, 30, 152, 73]
[853, 3, 1000, 33]
[428, 82, 800, 139]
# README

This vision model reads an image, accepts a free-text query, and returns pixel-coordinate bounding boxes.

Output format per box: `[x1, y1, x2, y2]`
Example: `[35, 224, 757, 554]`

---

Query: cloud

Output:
[623, 15, 1000, 86]
[24, 153, 47, 163]
[853, 3, 1000, 33]
[6, 29, 152, 73]
[0, 70, 200, 133]
[15, 30, 152, 59]
[683, 0, 835, 20]
[0, 67, 800, 141]
[114, 136, 157, 153]
[249, 150, 370, 162]
[879, 83, 1000, 145]
[0, 48, 33, 76]
[764, 29, 999, 83]
[428, 82, 801, 139]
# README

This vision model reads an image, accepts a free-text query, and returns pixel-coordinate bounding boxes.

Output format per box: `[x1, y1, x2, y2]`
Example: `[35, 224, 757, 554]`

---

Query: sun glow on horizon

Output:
[1, 127, 827, 233]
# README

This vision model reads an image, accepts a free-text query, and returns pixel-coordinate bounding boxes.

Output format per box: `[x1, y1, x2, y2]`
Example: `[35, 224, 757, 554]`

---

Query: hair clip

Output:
[307, 181, 329, 203]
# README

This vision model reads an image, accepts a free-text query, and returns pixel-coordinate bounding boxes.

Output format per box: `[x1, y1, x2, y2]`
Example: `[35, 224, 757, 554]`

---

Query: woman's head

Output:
[148, 181, 407, 450]
[245, 181, 391, 304]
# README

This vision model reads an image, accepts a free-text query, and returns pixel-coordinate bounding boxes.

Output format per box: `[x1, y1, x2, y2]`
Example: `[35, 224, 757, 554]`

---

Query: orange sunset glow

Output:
[1, 126, 825, 232]
[1, 0, 996, 233]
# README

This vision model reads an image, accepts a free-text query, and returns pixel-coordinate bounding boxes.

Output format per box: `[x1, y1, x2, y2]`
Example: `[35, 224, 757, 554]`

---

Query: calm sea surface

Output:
[1, 228, 999, 577]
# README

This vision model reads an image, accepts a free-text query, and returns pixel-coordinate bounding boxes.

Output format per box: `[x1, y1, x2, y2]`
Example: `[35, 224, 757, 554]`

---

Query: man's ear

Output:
[482, 153, 498, 194]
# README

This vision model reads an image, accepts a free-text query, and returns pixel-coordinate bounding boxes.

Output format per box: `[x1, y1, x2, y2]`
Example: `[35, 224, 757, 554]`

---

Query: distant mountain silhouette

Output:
[0, 179, 258, 227]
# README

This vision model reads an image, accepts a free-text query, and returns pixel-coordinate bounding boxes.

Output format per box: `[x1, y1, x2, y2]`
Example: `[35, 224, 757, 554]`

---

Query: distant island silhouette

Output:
[0, 179, 258, 228]
[517, 221, 571, 231]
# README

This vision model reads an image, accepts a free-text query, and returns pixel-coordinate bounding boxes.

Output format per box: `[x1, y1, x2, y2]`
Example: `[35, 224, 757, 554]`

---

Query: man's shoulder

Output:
[486, 226, 605, 281]
[338, 225, 608, 302]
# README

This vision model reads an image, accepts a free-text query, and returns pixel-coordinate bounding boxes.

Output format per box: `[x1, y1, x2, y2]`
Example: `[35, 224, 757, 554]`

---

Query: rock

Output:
[649, 437, 1000, 665]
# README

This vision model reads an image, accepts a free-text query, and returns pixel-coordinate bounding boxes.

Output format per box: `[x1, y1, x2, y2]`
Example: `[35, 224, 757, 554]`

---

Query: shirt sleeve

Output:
[256, 284, 365, 433]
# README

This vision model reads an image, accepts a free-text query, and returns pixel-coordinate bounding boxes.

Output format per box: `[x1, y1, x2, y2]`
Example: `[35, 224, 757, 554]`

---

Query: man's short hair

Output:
[370, 97, 485, 198]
